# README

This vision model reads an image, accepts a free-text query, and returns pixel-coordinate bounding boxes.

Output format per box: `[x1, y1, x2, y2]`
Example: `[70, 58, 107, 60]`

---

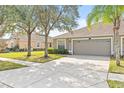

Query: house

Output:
[0, 38, 8, 51]
[53, 21, 124, 56]
[6, 32, 53, 50]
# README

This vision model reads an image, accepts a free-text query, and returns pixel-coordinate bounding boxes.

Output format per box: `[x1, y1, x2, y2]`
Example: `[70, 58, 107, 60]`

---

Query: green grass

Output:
[0, 51, 63, 63]
[107, 80, 124, 88]
[109, 58, 124, 74]
[0, 61, 27, 71]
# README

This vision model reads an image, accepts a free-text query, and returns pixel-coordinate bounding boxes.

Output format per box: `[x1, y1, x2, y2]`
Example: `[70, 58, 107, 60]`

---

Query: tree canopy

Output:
[13, 5, 38, 34]
[0, 6, 15, 37]
[35, 5, 79, 35]
[87, 5, 124, 28]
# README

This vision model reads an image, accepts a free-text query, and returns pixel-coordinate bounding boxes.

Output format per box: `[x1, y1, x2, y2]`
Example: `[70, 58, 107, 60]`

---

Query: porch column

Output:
[121, 37, 123, 56]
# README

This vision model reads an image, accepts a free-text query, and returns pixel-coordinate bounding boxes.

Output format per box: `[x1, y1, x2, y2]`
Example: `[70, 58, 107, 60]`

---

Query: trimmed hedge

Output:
[19, 48, 27, 52]
[6, 46, 19, 52]
[48, 48, 54, 54]
[33, 48, 44, 51]
[48, 48, 69, 54]
[5, 48, 44, 52]
[0, 49, 9, 53]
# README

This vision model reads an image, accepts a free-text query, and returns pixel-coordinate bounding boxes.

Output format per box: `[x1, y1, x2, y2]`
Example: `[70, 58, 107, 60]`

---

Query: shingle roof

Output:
[54, 21, 124, 39]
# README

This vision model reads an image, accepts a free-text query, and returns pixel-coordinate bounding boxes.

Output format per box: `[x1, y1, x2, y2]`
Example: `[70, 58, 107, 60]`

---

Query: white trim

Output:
[71, 39, 73, 54]
[57, 39, 66, 49]
[72, 38, 88, 41]
[111, 37, 114, 55]
[121, 36, 124, 56]
[65, 39, 66, 49]
[71, 37, 113, 55]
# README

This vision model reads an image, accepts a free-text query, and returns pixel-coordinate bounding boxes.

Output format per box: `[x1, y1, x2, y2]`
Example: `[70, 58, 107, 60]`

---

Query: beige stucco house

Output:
[53, 21, 124, 56]
[0, 38, 8, 51]
[6, 32, 53, 50]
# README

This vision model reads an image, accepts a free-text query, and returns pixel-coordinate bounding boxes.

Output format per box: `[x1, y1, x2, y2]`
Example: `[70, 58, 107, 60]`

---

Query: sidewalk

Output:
[0, 57, 42, 67]
[108, 73, 124, 82]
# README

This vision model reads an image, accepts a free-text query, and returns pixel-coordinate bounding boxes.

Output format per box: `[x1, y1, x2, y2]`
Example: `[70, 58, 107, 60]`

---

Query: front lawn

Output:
[107, 80, 124, 88]
[0, 61, 27, 71]
[0, 51, 63, 63]
[109, 58, 124, 74]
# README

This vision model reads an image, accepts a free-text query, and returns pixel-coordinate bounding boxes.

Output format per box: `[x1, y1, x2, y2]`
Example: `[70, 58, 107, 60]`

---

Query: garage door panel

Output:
[73, 39, 111, 56]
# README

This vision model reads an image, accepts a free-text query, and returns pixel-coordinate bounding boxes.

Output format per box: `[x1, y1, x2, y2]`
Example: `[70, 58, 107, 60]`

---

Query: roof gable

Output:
[54, 21, 124, 39]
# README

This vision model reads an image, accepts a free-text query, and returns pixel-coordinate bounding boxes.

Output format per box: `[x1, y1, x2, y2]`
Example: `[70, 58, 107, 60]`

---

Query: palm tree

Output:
[87, 5, 124, 66]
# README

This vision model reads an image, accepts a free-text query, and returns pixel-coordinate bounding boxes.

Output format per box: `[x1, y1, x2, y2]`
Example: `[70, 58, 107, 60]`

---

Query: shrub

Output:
[6, 45, 19, 52]
[48, 48, 69, 54]
[6, 48, 14, 51]
[19, 48, 27, 52]
[57, 48, 68, 54]
[33, 48, 43, 51]
[48, 48, 54, 54]
[0, 49, 9, 53]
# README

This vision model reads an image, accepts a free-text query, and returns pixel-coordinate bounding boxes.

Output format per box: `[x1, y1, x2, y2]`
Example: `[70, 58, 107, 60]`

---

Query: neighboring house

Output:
[0, 38, 8, 51]
[53, 21, 124, 56]
[7, 32, 53, 50]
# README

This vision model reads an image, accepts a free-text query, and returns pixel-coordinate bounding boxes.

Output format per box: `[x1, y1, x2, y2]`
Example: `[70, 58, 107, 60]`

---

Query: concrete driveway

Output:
[0, 55, 110, 88]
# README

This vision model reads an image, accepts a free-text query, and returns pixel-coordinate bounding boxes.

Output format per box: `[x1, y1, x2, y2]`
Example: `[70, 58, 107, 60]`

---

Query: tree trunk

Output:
[113, 30, 116, 57]
[27, 33, 31, 57]
[16, 36, 20, 49]
[114, 28, 120, 66]
[44, 34, 48, 58]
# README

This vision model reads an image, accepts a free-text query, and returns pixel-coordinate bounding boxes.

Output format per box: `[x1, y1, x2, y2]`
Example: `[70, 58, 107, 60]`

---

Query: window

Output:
[49, 43, 52, 47]
[57, 39, 65, 49]
[36, 42, 40, 48]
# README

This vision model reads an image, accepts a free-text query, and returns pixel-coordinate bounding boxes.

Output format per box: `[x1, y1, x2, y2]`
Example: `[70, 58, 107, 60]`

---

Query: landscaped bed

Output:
[0, 61, 27, 71]
[0, 51, 63, 63]
[109, 58, 124, 74]
[107, 80, 124, 88]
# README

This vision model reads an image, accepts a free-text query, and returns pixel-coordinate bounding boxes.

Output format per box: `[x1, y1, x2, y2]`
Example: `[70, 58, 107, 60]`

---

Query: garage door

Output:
[73, 39, 111, 56]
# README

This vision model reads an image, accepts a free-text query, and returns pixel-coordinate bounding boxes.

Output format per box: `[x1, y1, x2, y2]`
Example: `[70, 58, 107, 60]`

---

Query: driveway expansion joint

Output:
[86, 80, 109, 88]
[0, 81, 14, 88]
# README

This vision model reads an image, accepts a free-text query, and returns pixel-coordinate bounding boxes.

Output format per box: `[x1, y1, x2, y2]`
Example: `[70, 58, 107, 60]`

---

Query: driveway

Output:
[0, 55, 110, 88]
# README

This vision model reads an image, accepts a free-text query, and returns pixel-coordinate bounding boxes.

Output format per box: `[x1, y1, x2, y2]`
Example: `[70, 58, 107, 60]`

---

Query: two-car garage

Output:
[73, 38, 111, 56]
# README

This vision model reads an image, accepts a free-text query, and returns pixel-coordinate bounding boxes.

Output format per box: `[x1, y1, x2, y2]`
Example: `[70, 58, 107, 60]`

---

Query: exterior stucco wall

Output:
[122, 38, 124, 55]
[66, 38, 72, 51]
[0, 40, 8, 51]
[7, 38, 53, 49]
[17, 41, 52, 49]
[7, 32, 53, 49]
[53, 39, 57, 49]
[66, 39, 69, 50]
